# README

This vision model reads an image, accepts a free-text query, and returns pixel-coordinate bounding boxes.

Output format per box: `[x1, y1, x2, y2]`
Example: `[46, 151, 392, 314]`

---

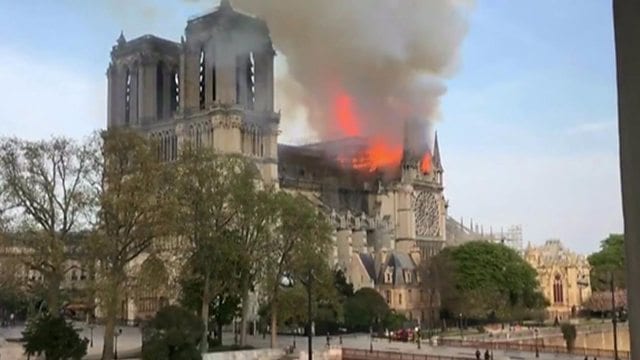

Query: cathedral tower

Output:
[107, 0, 280, 184]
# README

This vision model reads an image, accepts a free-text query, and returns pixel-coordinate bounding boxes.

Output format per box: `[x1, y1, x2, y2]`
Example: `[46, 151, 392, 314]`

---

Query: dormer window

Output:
[385, 270, 393, 284]
[404, 271, 412, 283]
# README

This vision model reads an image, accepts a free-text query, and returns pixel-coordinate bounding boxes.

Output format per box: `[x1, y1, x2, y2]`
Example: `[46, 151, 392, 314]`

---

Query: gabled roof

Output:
[358, 253, 376, 280]
[377, 251, 418, 286]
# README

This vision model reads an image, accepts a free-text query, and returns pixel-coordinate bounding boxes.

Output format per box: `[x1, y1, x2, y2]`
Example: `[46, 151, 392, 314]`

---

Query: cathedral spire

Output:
[433, 131, 443, 171]
[219, 0, 233, 10]
[117, 31, 126, 46]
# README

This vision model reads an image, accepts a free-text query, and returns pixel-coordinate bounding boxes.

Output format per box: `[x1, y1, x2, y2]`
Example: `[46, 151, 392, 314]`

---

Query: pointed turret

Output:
[433, 132, 443, 171]
[219, 0, 233, 11]
[117, 31, 126, 46]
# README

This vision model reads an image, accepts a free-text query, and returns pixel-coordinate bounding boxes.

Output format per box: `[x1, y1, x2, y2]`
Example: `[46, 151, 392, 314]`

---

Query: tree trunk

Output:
[270, 301, 278, 349]
[217, 322, 223, 345]
[239, 278, 250, 346]
[101, 278, 120, 360]
[45, 272, 62, 316]
[102, 310, 116, 360]
[200, 273, 211, 354]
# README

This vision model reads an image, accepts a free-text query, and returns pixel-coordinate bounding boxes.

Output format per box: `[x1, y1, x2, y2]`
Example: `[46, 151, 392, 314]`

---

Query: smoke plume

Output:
[233, 0, 474, 144]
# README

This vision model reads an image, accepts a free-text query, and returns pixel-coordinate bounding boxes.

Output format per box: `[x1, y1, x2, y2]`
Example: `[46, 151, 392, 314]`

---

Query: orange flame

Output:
[333, 91, 361, 137]
[353, 138, 403, 172]
[421, 152, 432, 174]
[332, 87, 404, 173]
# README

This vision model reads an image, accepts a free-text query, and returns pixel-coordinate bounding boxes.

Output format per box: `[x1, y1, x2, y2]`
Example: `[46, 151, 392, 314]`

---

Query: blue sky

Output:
[0, 0, 621, 253]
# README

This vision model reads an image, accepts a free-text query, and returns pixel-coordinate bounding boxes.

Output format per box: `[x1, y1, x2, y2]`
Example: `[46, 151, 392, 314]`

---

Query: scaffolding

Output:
[498, 225, 523, 253]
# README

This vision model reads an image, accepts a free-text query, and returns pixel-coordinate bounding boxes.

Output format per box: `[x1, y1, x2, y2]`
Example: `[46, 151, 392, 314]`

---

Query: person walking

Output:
[475, 349, 481, 359]
[484, 349, 490, 360]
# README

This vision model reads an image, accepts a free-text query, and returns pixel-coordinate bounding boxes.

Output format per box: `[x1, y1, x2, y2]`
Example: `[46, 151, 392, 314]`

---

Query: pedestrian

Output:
[326, 332, 331, 347]
[9, 313, 14, 326]
[584, 356, 588, 360]
[475, 349, 481, 360]
[484, 349, 490, 360]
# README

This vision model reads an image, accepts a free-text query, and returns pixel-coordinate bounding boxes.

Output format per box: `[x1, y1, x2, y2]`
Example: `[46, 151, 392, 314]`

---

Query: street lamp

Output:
[114, 328, 122, 360]
[369, 325, 373, 353]
[459, 313, 463, 341]
[89, 323, 95, 348]
[300, 268, 317, 360]
[534, 328, 539, 358]
[280, 274, 295, 350]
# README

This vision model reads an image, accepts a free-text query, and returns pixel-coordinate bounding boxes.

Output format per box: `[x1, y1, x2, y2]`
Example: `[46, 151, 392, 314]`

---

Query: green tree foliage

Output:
[22, 313, 88, 360]
[142, 305, 203, 360]
[229, 184, 280, 345]
[173, 146, 255, 353]
[179, 275, 240, 346]
[588, 234, 625, 291]
[383, 312, 408, 331]
[261, 192, 334, 347]
[344, 288, 390, 332]
[433, 241, 546, 322]
[334, 269, 354, 298]
[560, 323, 577, 353]
[88, 129, 173, 360]
[0, 137, 94, 315]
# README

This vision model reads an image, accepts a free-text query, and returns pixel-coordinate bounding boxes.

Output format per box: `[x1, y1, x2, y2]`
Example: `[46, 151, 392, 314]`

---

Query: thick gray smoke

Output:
[232, 0, 474, 144]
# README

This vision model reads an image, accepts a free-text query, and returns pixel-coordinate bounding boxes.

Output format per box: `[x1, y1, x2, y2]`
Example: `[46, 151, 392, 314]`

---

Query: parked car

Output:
[390, 328, 413, 342]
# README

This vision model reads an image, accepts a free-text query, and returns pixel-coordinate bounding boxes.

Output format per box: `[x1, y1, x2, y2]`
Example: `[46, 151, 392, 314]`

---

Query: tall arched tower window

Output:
[156, 62, 165, 119]
[553, 274, 564, 304]
[199, 49, 206, 110]
[171, 69, 179, 113]
[124, 68, 132, 125]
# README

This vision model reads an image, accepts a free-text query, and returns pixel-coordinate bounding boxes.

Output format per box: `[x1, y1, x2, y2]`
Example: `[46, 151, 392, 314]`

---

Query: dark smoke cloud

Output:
[231, 0, 474, 143]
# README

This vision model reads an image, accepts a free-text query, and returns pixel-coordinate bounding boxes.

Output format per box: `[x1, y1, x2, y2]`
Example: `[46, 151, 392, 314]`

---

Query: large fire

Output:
[332, 89, 432, 174]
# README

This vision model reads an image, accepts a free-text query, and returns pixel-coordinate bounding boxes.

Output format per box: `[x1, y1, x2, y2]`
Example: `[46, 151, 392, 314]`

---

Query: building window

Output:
[405, 271, 412, 283]
[385, 271, 392, 284]
[171, 69, 179, 113]
[211, 61, 217, 102]
[199, 49, 206, 110]
[553, 274, 564, 304]
[125, 68, 131, 124]
[71, 271, 78, 281]
[398, 293, 402, 305]
[408, 289, 412, 305]
[156, 62, 164, 119]
[385, 290, 391, 305]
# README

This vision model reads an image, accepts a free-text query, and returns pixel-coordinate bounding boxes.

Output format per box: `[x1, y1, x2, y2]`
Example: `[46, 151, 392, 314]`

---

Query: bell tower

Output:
[106, 0, 280, 184]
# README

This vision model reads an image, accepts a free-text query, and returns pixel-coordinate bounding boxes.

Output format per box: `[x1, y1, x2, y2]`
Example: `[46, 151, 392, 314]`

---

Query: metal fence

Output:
[438, 338, 630, 360]
[342, 348, 476, 360]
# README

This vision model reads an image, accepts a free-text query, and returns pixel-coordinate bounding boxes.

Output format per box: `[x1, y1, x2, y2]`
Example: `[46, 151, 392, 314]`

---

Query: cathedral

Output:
[106, 0, 447, 323]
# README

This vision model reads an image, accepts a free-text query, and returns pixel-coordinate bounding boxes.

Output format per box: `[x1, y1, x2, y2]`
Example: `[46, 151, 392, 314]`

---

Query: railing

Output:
[342, 348, 475, 360]
[438, 338, 630, 359]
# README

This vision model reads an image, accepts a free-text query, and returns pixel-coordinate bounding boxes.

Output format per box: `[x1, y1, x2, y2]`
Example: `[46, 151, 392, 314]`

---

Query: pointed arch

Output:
[199, 48, 206, 110]
[553, 273, 564, 304]
[156, 61, 165, 119]
[125, 68, 132, 124]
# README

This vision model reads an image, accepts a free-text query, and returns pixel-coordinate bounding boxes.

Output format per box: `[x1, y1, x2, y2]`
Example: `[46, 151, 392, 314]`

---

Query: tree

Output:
[229, 184, 280, 346]
[431, 241, 546, 322]
[560, 323, 577, 353]
[179, 275, 241, 346]
[334, 269, 354, 298]
[142, 305, 203, 360]
[0, 137, 93, 315]
[589, 234, 625, 291]
[88, 129, 173, 360]
[261, 193, 333, 348]
[22, 313, 88, 360]
[173, 146, 254, 353]
[344, 288, 390, 332]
